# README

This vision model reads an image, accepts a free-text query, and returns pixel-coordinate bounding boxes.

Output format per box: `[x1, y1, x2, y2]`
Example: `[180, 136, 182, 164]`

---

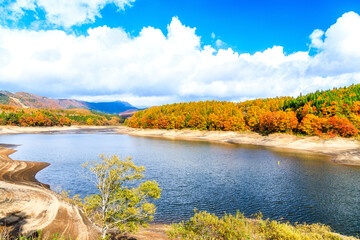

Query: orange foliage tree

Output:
[0, 105, 123, 127]
[298, 114, 326, 136]
[258, 111, 298, 134]
[126, 84, 360, 138]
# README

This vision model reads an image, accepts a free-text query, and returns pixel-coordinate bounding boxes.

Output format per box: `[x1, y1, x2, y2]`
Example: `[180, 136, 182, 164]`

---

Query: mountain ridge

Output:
[0, 91, 138, 114]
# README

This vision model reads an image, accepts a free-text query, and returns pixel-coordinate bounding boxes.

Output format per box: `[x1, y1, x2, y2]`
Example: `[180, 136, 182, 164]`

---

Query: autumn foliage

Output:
[298, 114, 325, 136]
[127, 84, 360, 138]
[259, 111, 298, 134]
[126, 101, 247, 131]
[0, 105, 123, 127]
[325, 115, 359, 137]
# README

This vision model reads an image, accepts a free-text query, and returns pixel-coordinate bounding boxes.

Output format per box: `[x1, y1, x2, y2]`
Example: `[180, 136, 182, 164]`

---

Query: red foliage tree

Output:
[325, 115, 359, 137]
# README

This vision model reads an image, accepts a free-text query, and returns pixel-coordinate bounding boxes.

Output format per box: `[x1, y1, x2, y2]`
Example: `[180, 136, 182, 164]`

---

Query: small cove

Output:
[1, 133, 360, 237]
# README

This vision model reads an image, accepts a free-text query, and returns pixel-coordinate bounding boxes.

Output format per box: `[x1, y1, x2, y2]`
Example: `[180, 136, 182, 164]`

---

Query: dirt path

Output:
[8, 96, 29, 109]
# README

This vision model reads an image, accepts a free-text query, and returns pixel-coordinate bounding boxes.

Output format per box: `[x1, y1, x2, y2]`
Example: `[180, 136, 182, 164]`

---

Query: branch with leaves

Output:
[72, 155, 161, 240]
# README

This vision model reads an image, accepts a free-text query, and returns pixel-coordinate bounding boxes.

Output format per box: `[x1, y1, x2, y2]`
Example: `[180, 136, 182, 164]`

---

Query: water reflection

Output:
[1, 133, 359, 236]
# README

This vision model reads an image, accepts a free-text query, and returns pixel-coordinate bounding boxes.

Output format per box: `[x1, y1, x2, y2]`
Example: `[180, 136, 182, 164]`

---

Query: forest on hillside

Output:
[0, 105, 123, 127]
[126, 84, 360, 137]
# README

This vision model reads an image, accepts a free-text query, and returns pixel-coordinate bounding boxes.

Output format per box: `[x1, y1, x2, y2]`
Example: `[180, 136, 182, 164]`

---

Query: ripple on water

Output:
[2, 133, 360, 237]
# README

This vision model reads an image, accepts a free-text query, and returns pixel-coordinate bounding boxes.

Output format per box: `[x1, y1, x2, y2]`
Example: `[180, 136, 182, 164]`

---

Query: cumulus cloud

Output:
[307, 11, 360, 76]
[3, 0, 135, 27]
[310, 29, 324, 49]
[0, 12, 360, 106]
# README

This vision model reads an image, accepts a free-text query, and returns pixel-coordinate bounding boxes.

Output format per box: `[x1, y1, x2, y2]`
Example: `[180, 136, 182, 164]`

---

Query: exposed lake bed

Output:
[1, 127, 360, 237]
[2, 125, 360, 166]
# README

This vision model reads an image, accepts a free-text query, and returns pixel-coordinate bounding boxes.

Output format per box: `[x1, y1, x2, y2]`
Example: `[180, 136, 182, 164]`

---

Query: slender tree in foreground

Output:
[81, 155, 161, 239]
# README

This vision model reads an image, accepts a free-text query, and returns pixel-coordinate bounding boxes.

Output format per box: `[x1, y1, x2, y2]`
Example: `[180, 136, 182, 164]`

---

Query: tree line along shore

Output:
[126, 84, 360, 138]
[2, 84, 360, 139]
[0, 106, 124, 127]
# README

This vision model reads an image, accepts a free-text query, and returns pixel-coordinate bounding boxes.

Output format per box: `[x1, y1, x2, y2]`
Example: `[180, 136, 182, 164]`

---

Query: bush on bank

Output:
[167, 211, 356, 240]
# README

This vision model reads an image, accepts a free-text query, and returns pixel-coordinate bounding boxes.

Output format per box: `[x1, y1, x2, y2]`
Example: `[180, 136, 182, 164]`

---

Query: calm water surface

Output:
[1, 133, 360, 236]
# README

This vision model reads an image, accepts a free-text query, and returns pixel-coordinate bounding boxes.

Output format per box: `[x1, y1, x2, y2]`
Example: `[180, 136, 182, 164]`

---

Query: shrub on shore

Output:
[167, 211, 357, 240]
[0, 227, 66, 240]
[2, 211, 356, 240]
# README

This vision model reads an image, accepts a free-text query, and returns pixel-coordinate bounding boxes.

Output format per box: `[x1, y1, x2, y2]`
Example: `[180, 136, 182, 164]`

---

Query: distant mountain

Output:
[0, 91, 138, 114]
[83, 101, 137, 115]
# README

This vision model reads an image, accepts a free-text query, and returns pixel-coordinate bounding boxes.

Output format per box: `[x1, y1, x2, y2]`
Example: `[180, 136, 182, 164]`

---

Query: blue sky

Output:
[89, 0, 360, 53]
[5, 0, 360, 53]
[0, 0, 360, 106]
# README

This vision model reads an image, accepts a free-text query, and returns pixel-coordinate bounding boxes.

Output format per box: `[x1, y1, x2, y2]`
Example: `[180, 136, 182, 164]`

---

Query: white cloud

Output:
[322, 11, 360, 57]
[5, 0, 135, 27]
[0, 13, 360, 107]
[215, 39, 224, 48]
[310, 29, 324, 49]
[307, 11, 360, 76]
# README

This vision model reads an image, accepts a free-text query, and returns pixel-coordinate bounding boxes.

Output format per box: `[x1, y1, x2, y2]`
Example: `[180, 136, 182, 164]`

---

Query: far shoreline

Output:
[1, 125, 360, 166]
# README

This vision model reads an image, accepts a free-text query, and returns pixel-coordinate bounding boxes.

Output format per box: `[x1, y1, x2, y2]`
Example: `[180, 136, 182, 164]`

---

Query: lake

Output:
[1, 133, 360, 236]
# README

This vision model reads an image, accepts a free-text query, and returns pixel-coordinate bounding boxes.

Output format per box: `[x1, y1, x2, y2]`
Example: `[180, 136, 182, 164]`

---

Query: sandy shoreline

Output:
[1, 125, 360, 166]
[116, 127, 360, 166]
[0, 146, 99, 239]
[0, 128, 170, 239]
[0, 125, 117, 135]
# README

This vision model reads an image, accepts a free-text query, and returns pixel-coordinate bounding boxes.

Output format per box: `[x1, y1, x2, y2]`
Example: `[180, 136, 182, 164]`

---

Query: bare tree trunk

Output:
[102, 226, 108, 240]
